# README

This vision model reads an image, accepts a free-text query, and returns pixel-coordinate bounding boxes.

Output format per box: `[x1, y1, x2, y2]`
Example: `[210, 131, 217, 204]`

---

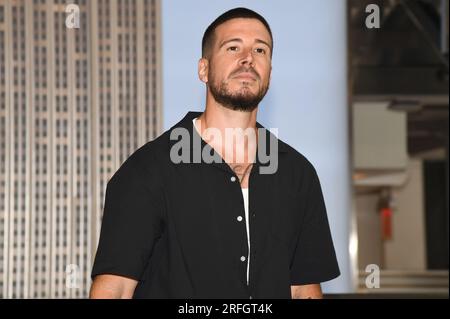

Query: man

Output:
[90, 7, 340, 299]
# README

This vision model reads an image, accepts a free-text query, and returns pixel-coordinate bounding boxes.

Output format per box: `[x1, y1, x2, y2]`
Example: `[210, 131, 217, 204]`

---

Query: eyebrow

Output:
[219, 38, 272, 50]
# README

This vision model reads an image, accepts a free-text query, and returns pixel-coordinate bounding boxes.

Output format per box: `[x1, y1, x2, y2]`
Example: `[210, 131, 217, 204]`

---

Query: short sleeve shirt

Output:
[91, 111, 340, 298]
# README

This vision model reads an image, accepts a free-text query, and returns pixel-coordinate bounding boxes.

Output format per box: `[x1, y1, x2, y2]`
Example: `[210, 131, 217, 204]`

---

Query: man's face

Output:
[200, 18, 273, 112]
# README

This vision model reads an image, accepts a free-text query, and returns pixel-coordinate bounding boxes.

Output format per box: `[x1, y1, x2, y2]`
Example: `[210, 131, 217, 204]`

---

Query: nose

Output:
[239, 48, 254, 67]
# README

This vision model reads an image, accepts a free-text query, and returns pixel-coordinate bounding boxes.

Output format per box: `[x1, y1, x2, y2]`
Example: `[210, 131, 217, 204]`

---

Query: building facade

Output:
[0, 0, 162, 298]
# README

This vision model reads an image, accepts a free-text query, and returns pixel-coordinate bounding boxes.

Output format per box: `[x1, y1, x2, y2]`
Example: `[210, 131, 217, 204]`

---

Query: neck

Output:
[196, 94, 259, 165]
[201, 91, 258, 129]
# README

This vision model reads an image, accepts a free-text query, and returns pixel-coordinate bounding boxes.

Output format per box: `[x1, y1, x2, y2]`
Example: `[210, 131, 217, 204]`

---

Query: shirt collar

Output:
[168, 111, 288, 153]
[167, 111, 288, 175]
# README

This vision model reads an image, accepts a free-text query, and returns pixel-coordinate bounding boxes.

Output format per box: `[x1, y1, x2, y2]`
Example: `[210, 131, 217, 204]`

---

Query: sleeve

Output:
[290, 164, 340, 285]
[91, 153, 165, 281]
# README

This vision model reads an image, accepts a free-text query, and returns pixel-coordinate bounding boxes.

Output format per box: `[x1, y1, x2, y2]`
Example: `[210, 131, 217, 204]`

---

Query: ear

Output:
[198, 58, 209, 83]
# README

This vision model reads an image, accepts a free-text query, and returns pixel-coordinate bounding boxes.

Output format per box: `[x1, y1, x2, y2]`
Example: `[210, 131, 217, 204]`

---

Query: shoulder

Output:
[108, 130, 171, 187]
[277, 138, 318, 178]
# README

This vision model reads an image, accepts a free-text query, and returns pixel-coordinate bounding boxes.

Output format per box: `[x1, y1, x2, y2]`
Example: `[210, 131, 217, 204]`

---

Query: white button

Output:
[237, 216, 243, 222]
[240, 256, 246, 262]
[230, 176, 236, 182]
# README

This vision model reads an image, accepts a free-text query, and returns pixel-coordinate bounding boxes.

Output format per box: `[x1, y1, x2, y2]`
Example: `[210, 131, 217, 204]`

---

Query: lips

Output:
[233, 72, 257, 81]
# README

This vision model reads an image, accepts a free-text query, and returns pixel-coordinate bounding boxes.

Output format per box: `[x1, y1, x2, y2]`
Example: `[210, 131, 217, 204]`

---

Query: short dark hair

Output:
[201, 7, 273, 58]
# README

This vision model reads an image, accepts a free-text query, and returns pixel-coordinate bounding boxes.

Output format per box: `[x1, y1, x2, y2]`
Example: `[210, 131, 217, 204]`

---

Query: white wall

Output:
[355, 159, 427, 271]
[385, 159, 427, 270]
[162, 0, 352, 292]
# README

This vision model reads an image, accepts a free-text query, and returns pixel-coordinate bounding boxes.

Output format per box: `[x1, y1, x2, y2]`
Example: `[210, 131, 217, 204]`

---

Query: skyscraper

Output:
[0, 0, 162, 298]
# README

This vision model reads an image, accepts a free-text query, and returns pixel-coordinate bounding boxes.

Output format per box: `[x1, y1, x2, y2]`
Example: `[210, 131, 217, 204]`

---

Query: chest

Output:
[163, 164, 304, 253]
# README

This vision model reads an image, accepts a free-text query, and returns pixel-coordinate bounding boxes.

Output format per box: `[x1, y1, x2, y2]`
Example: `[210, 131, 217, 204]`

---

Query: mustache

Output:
[229, 67, 260, 80]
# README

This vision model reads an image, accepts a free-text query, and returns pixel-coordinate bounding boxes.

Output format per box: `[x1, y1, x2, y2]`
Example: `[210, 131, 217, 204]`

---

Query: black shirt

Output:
[91, 111, 340, 298]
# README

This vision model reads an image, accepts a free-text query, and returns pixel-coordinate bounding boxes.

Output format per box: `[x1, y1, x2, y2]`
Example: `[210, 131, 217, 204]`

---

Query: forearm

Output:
[291, 284, 323, 299]
[89, 275, 137, 299]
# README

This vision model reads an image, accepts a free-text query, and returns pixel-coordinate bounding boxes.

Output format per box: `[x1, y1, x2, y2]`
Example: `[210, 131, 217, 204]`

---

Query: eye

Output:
[255, 48, 266, 55]
[227, 46, 239, 52]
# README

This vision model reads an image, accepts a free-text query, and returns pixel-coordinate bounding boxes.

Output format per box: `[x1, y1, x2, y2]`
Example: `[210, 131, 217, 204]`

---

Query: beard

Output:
[208, 68, 269, 112]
